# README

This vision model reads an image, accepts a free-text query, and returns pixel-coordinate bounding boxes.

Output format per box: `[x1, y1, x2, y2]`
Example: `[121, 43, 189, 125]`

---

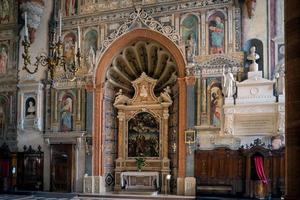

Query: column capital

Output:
[185, 76, 196, 86]
[85, 84, 94, 92]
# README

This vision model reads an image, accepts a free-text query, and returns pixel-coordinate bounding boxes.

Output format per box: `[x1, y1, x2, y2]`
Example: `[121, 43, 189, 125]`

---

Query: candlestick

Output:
[74, 41, 78, 61]
[24, 12, 28, 38]
[77, 26, 81, 49]
[59, 11, 62, 37]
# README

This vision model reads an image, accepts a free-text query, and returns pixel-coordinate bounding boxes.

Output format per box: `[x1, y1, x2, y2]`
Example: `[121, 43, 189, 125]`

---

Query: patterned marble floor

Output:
[0, 193, 281, 200]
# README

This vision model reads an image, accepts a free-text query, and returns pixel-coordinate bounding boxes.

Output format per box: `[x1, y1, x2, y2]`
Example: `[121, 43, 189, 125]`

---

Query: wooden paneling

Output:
[17, 146, 43, 191]
[195, 148, 245, 195]
[195, 147, 285, 197]
[50, 144, 73, 192]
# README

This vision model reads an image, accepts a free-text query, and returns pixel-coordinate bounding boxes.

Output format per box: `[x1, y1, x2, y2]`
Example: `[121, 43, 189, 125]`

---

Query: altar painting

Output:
[128, 112, 159, 157]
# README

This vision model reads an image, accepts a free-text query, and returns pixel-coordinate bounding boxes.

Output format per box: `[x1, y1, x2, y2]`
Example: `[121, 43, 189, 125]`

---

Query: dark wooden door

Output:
[50, 144, 73, 192]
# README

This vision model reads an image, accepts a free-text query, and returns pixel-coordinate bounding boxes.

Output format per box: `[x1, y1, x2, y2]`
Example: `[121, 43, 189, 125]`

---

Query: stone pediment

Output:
[113, 73, 172, 108]
[131, 72, 159, 104]
[187, 52, 244, 77]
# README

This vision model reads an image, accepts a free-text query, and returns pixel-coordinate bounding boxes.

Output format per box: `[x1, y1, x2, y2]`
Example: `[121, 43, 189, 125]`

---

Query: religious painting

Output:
[60, 95, 73, 131]
[64, 0, 77, 16]
[181, 14, 198, 62]
[0, 0, 10, 24]
[25, 97, 36, 118]
[185, 130, 195, 144]
[208, 79, 223, 127]
[84, 30, 98, 72]
[128, 112, 159, 157]
[63, 33, 76, 66]
[0, 44, 8, 75]
[208, 12, 225, 54]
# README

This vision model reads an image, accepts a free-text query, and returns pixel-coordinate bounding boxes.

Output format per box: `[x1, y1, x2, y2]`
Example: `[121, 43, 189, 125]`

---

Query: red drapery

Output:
[0, 160, 9, 177]
[254, 156, 268, 184]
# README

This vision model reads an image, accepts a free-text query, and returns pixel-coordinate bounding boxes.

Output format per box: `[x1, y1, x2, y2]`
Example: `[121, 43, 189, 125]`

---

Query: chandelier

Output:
[22, 12, 81, 80]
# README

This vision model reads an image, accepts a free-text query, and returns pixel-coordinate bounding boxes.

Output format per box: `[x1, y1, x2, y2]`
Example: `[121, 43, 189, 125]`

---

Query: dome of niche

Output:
[106, 40, 178, 95]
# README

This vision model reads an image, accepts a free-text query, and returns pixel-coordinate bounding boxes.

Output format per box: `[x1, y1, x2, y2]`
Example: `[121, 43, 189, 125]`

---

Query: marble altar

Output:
[121, 171, 159, 190]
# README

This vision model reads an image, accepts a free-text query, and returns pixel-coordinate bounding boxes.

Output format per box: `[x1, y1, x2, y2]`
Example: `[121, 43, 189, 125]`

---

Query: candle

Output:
[24, 12, 28, 38]
[77, 26, 81, 49]
[59, 11, 62, 37]
[74, 41, 78, 60]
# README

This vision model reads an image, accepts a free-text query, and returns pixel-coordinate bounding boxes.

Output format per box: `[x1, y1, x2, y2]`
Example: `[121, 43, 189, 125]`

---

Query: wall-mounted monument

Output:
[113, 73, 172, 192]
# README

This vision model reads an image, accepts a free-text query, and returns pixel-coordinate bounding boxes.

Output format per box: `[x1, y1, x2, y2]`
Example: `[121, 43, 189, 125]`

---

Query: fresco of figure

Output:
[181, 14, 198, 62]
[61, 97, 73, 131]
[185, 33, 196, 62]
[0, 0, 9, 24]
[65, 0, 76, 16]
[210, 85, 223, 126]
[209, 16, 224, 54]
[0, 45, 8, 75]
[84, 30, 98, 72]
[63, 33, 76, 66]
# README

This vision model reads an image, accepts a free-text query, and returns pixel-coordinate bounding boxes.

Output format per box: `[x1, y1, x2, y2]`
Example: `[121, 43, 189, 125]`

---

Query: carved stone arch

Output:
[206, 9, 228, 21]
[180, 12, 200, 24]
[128, 109, 160, 123]
[95, 29, 186, 84]
[62, 31, 77, 41]
[93, 28, 187, 181]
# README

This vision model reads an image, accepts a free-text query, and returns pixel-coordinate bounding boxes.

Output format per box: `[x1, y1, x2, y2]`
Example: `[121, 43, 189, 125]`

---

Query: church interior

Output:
[0, 0, 300, 199]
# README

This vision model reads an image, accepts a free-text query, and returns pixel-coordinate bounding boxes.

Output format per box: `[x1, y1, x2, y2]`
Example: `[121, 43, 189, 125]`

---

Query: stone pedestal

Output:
[177, 177, 185, 195]
[83, 176, 104, 194]
[184, 177, 196, 196]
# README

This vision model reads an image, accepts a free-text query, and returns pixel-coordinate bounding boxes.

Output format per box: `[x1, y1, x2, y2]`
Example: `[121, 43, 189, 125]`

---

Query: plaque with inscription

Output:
[234, 114, 275, 135]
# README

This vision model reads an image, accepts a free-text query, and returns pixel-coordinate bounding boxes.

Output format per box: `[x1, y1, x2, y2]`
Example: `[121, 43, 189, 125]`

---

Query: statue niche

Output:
[113, 73, 172, 192]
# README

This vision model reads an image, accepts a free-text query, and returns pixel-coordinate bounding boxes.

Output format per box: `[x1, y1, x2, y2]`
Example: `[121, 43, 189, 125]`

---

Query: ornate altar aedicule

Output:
[113, 73, 172, 192]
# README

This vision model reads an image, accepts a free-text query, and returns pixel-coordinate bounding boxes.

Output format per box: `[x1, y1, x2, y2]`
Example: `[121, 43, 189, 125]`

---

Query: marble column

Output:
[185, 76, 196, 177]
[177, 77, 187, 178]
[285, 1, 300, 199]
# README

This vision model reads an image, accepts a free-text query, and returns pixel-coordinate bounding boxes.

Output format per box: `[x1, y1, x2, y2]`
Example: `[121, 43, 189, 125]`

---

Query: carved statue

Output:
[0, 0, 9, 24]
[159, 86, 172, 103]
[26, 100, 36, 117]
[114, 89, 130, 106]
[247, 46, 260, 72]
[245, 0, 257, 19]
[87, 46, 96, 73]
[223, 71, 235, 98]
[185, 33, 196, 62]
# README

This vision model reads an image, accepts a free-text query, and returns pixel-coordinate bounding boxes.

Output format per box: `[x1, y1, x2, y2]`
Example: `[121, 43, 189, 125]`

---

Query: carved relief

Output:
[107, 41, 177, 94]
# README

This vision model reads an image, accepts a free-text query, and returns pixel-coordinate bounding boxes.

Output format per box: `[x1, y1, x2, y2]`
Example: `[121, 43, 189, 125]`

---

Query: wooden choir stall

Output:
[195, 139, 285, 198]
